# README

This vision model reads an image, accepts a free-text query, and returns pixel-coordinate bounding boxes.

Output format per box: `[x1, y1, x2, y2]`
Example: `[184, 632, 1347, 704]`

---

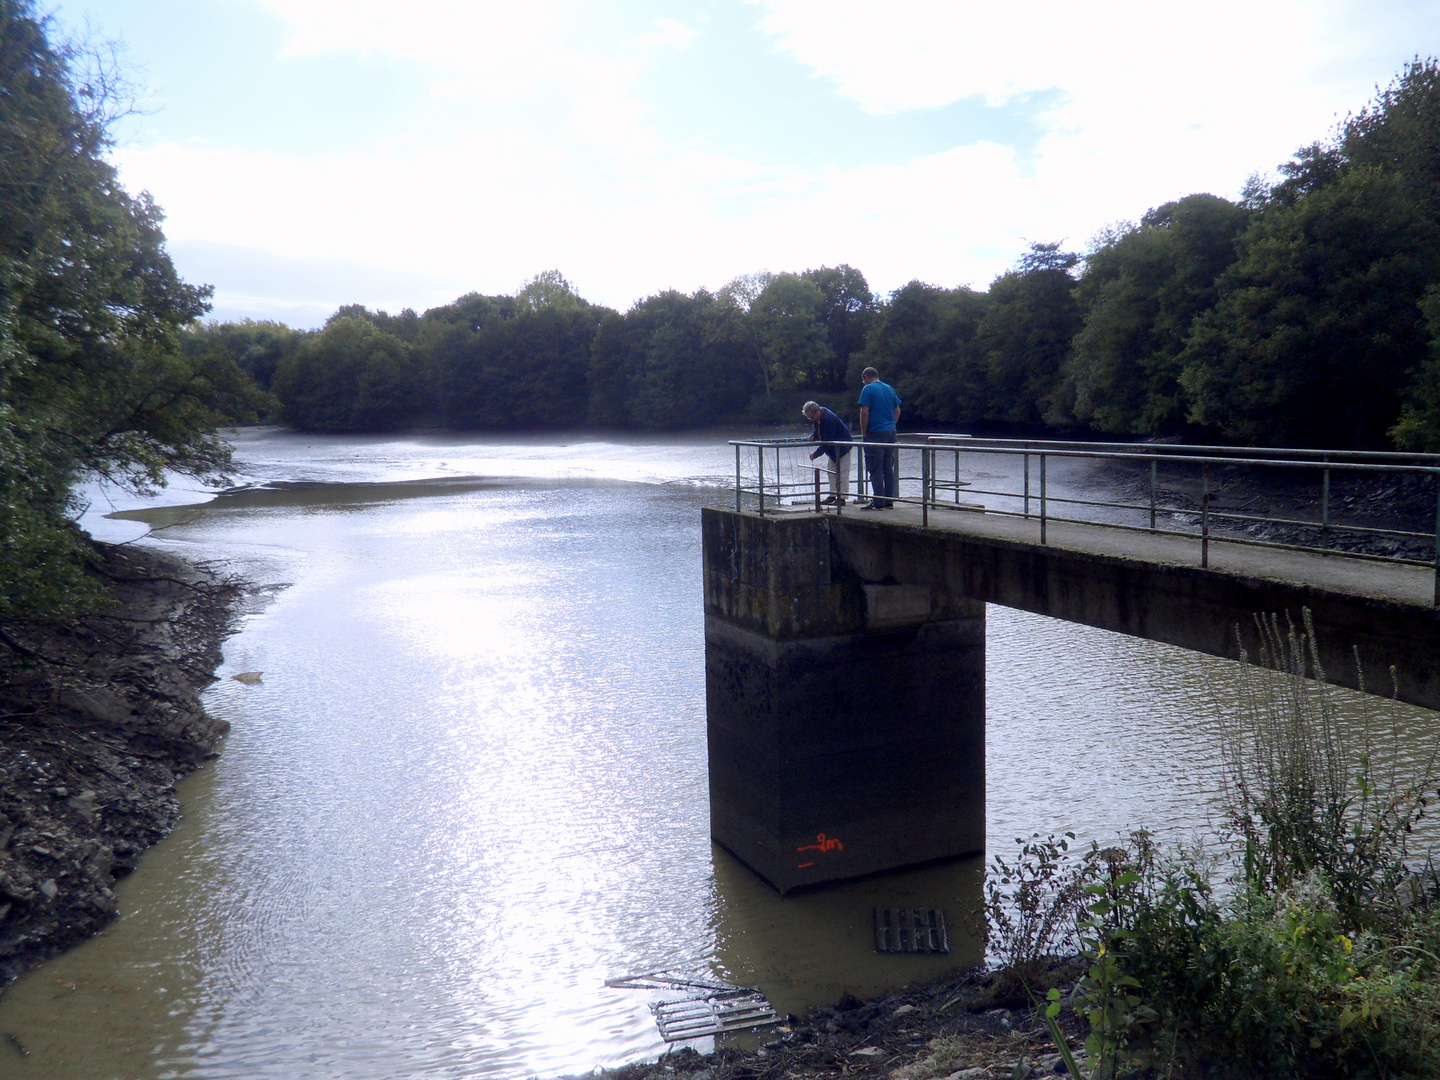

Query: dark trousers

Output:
[863, 431, 898, 506]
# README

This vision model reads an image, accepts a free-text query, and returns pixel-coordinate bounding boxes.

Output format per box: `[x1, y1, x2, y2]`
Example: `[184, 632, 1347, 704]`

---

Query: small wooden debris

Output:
[874, 907, 949, 954]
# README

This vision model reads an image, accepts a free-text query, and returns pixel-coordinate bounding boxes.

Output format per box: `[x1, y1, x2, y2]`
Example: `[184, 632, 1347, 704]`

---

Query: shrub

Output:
[993, 608, 1440, 1078]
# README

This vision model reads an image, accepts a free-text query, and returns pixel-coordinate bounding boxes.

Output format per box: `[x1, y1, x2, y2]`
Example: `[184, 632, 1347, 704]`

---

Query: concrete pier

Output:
[704, 497, 1440, 894]
[703, 508, 985, 894]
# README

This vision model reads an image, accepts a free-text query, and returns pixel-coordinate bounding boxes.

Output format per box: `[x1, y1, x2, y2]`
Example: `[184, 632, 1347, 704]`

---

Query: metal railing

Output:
[729, 435, 1440, 605]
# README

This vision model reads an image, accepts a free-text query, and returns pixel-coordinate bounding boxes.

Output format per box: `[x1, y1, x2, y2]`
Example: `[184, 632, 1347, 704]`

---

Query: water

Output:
[2, 429, 1437, 1078]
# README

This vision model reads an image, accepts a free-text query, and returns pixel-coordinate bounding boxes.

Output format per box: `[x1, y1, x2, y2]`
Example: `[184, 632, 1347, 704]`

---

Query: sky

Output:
[52, 0, 1440, 327]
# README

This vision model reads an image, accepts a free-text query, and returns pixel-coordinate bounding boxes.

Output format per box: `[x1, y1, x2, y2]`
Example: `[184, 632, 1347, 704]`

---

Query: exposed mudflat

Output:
[0, 542, 241, 985]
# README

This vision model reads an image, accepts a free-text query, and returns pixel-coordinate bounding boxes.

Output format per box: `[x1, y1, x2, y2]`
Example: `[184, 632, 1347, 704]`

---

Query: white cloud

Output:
[113, 0, 1440, 322]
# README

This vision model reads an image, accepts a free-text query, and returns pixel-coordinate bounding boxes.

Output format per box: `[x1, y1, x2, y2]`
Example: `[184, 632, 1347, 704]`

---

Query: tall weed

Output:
[990, 608, 1440, 1077]
[1219, 610, 1439, 927]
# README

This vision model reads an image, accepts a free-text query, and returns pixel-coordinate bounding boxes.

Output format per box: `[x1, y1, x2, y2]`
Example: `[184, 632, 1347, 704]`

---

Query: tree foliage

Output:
[0, 0, 262, 618]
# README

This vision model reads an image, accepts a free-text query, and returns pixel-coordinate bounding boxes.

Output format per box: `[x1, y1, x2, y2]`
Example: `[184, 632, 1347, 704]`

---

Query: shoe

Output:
[861, 502, 883, 510]
[821, 495, 838, 505]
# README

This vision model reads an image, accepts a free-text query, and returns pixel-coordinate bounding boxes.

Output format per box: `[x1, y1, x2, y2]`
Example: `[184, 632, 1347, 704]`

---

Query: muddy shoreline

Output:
[0, 541, 241, 986]
[585, 964, 1086, 1080]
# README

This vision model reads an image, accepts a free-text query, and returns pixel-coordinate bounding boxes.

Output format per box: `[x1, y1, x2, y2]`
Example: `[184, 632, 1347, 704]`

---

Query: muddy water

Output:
[1, 429, 1436, 1079]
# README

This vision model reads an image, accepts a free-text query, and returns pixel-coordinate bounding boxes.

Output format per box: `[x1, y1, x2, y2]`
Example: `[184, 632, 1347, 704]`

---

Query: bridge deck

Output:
[833, 502, 1436, 610]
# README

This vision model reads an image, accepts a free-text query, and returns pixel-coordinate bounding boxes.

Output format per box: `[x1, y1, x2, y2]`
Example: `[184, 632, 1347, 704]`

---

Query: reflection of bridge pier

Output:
[704, 490, 1440, 891]
[708, 844, 984, 1018]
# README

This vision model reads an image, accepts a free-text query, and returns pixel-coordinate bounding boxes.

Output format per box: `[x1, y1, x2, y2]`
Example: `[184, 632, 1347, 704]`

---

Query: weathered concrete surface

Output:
[833, 505, 1440, 713]
[703, 509, 985, 893]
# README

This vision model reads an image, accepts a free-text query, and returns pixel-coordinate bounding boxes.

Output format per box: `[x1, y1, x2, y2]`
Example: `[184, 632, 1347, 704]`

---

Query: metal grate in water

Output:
[605, 971, 781, 1042]
[874, 907, 949, 954]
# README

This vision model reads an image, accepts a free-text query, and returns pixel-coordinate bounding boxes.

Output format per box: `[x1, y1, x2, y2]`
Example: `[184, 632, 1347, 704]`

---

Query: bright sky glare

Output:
[55, 0, 1440, 326]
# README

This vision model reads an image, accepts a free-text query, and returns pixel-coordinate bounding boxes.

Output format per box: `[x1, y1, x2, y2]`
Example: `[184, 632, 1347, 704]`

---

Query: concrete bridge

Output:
[703, 485, 1440, 894]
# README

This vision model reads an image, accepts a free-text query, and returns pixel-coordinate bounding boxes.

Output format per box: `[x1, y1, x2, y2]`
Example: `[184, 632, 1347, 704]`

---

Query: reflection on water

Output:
[1, 430, 1436, 1078]
[710, 846, 984, 1019]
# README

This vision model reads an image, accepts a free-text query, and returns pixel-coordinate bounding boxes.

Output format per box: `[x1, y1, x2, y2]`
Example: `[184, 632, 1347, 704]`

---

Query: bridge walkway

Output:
[823, 501, 1435, 609]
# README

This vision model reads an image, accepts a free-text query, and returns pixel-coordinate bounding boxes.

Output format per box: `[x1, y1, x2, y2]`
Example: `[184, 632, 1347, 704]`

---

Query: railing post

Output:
[1039, 452, 1047, 545]
[1321, 457, 1331, 548]
[757, 445, 765, 516]
[954, 446, 961, 505]
[1149, 458, 1157, 531]
[1024, 446, 1031, 519]
[1201, 463, 1210, 568]
[814, 466, 821, 513]
[1433, 469, 1440, 606]
[735, 443, 742, 512]
[922, 448, 930, 528]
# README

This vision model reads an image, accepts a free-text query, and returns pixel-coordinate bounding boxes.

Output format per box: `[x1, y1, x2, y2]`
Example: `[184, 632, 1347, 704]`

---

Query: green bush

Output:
[992, 608, 1440, 1078]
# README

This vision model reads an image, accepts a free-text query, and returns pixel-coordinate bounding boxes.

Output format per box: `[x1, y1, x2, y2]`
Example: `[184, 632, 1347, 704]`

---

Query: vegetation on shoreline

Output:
[983, 612, 1440, 1078]
[0, 2, 266, 623]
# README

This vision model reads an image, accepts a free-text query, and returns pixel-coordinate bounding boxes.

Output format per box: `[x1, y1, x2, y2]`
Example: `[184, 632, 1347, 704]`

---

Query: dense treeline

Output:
[206, 59, 1440, 451]
[0, 1, 264, 620]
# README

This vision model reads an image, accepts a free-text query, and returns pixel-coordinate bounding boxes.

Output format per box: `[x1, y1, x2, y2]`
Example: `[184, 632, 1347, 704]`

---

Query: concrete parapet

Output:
[829, 516, 1440, 714]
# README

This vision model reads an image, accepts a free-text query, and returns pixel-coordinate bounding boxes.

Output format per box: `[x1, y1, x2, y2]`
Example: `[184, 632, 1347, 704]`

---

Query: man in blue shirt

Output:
[802, 401, 853, 505]
[857, 366, 901, 509]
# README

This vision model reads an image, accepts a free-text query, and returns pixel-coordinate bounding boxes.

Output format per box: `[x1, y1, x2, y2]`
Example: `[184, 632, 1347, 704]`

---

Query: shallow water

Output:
[2, 429, 1436, 1078]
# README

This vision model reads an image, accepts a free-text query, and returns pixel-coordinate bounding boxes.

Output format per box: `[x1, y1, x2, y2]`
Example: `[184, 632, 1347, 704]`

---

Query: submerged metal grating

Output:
[874, 907, 949, 954]
[606, 970, 781, 1042]
[652, 990, 779, 1041]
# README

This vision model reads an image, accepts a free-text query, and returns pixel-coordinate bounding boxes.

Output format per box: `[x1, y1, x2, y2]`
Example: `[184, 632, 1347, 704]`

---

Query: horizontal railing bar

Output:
[948, 503, 1438, 568]
[912, 433, 1440, 464]
[737, 480, 1434, 543]
[728, 439, 1440, 475]
[732, 480, 1436, 562]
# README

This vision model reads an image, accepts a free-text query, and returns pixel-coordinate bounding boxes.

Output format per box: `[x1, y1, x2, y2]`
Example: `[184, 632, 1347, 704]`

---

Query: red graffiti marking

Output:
[796, 833, 843, 855]
[796, 861, 816, 869]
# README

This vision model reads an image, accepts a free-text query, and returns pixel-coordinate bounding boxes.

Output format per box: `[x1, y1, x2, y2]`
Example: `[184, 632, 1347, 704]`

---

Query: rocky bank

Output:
[587, 965, 1087, 1080]
[0, 541, 240, 985]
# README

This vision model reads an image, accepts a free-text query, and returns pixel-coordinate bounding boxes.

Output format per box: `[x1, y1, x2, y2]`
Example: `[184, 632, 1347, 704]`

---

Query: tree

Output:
[976, 242, 1082, 425]
[1180, 166, 1439, 447]
[588, 290, 755, 427]
[714, 272, 775, 395]
[272, 316, 419, 431]
[515, 270, 586, 313]
[440, 303, 603, 429]
[749, 273, 833, 391]
[856, 281, 991, 425]
[801, 264, 876, 389]
[0, 1, 263, 617]
[1390, 285, 1440, 450]
[1068, 196, 1250, 434]
[182, 319, 302, 392]
[1341, 58, 1440, 217]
